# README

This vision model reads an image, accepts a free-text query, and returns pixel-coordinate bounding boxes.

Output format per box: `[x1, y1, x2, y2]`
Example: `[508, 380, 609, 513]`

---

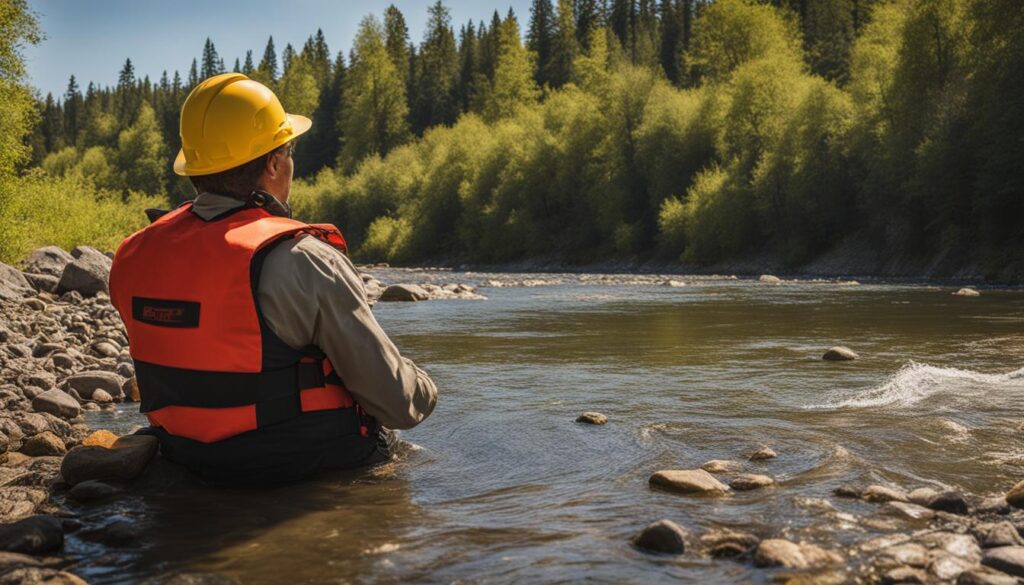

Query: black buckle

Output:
[297, 361, 325, 389]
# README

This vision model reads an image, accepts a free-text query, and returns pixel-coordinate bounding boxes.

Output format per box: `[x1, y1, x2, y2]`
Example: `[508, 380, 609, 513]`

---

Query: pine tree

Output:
[548, 0, 578, 87]
[635, 0, 660, 68]
[282, 43, 296, 73]
[413, 1, 460, 133]
[341, 15, 410, 167]
[609, 0, 634, 57]
[201, 38, 221, 79]
[233, 58, 240, 73]
[457, 21, 479, 110]
[527, 0, 555, 86]
[63, 75, 82, 147]
[257, 36, 279, 83]
[576, 0, 602, 52]
[188, 59, 199, 87]
[660, 0, 684, 83]
[243, 50, 255, 75]
[384, 5, 411, 91]
[482, 9, 539, 120]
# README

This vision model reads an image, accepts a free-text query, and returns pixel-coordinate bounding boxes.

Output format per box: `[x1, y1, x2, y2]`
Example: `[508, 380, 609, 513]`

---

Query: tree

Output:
[257, 36, 279, 84]
[384, 6, 411, 90]
[188, 58, 199, 87]
[282, 43, 296, 73]
[457, 21, 479, 110]
[527, 0, 555, 86]
[242, 50, 255, 75]
[413, 1, 460, 132]
[547, 0, 578, 87]
[233, 58, 240, 73]
[200, 38, 222, 79]
[341, 15, 411, 167]
[116, 102, 167, 194]
[660, 0, 684, 84]
[803, 0, 857, 83]
[687, 0, 803, 83]
[576, 0, 603, 52]
[63, 75, 83, 146]
[482, 10, 539, 121]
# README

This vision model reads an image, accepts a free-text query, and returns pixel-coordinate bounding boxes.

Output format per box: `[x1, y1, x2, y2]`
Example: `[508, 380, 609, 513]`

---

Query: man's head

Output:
[173, 73, 310, 203]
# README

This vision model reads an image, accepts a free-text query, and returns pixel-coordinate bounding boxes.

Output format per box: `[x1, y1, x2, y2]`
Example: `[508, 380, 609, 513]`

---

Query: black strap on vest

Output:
[136, 359, 326, 428]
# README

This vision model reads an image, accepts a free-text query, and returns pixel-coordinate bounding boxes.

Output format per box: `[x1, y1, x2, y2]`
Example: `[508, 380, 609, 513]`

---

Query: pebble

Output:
[649, 469, 729, 495]
[729, 474, 775, 491]
[575, 412, 607, 425]
[823, 346, 859, 361]
[633, 519, 687, 554]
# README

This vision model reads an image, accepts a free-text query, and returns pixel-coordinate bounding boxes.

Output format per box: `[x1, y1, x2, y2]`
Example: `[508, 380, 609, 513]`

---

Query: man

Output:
[109, 73, 437, 484]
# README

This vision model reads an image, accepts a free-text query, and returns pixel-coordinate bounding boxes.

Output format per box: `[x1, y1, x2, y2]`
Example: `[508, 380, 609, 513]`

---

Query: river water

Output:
[73, 271, 1024, 584]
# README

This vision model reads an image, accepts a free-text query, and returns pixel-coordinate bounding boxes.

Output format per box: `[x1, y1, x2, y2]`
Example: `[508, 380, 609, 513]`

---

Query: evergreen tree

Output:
[803, 0, 856, 82]
[413, 1, 460, 132]
[457, 21, 479, 110]
[282, 43, 296, 73]
[384, 6, 411, 90]
[243, 50, 255, 75]
[576, 0, 602, 52]
[341, 15, 410, 167]
[200, 38, 221, 79]
[63, 75, 82, 147]
[548, 0, 578, 87]
[482, 9, 539, 120]
[660, 0, 684, 84]
[257, 36, 279, 83]
[527, 0, 555, 86]
[609, 0, 634, 58]
[188, 58, 199, 87]
[233, 58, 240, 73]
[635, 0, 660, 68]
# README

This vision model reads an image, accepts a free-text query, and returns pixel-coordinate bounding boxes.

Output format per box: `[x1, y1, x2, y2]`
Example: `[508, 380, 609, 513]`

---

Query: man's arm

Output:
[256, 236, 437, 429]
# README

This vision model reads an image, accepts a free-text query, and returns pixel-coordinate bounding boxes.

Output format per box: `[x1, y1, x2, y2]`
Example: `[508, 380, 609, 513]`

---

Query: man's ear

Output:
[264, 150, 281, 180]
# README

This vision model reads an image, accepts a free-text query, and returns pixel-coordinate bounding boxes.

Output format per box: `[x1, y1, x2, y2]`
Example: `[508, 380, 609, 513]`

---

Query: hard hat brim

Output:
[173, 113, 313, 177]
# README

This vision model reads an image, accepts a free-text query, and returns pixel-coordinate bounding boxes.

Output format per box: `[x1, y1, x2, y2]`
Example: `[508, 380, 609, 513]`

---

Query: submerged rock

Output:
[863, 485, 909, 503]
[700, 459, 742, 474]
[60, 435, 158, 486]
[700, 528, 759, 558]
[0, 515, 63, 554]
[729, 474, 775, 491]
[633, 519, 687, 554]
[753, 539, 843, 569]
[886, 501, 935, 521]
[823, 346, 859, 361]
[67, 480, 120, 503]
[575, 412, 607, 425]
[749, 447, 777, 461]
[649, 469, 729, 495]
[954, 288, 981, 297]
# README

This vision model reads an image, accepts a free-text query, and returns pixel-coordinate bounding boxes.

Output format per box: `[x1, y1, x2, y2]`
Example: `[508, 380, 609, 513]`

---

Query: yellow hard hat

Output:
[173, 73, 311, 176]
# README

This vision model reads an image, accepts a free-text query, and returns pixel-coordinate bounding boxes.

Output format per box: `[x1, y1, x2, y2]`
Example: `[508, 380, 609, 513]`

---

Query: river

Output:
[71, 270, 1024, 584]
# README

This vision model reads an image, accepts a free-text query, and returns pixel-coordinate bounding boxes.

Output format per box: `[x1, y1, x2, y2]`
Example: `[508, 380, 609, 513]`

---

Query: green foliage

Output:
[116, 102, 166, 194]
[277, 55, 320, 118]
[687, 0, 802, 82]
[0, 0, 40, 176]
[481, 13, 539, 121]
[0, 171, 166, 263]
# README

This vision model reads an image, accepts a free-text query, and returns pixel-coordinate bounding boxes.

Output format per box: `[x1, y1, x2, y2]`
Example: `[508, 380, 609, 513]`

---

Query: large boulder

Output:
[649, 469, 729, 495]
[0, 262, 34, 301]
[0, 515, 63, 554]
[60, 435, 158, 486]
[31, 390, 81, 420]
[1005, 480, 1024, 509]
[21, 246, 74, 277]
[21, 272, 59, 293]
[379, 284, 430, 302]
[64, 371, 123, 401]
[57, 248, 112, 297]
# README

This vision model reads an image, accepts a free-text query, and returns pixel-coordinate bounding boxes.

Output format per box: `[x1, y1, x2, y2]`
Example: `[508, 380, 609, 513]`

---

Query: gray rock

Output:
[928, 490, 969, 514]
[908, 487, 940, 506]
[60, 435, 158, 486]
[0, 262, 34, 301]
[575, 412, 607, 425]
[759, 274, 782, 284]
[886, 501, 935, 520]
[64, 371, 123, 401]
[0, 487, 47, 523]
[21, 298, 45, 310]
[976, 497, 1011, 515]
[0, 567, 89, 585]
[49, 353, 75, 370]
[57, 249, 111, 297]
[982, 546, 1024, 577]
[729, 473, 775, 491]
[954, 287, 981, 297]
[649, 469, 729, 495]
[700, 528, 759, 558]
[67, 480, 120, 503]
[823, 346, 859, 361]
[0, 515, 63, 554]
[91, 389, 113, 404]
[31, 390, 80, 420]
[92, 341, 119, 358]
[633, 519, 687, 554]
[19, 432, 66, 457]
[32, 343, 63, 358]
[21, 273, 59, 294]
[21, 246, 74, 277]
[379, 284, 430, 302]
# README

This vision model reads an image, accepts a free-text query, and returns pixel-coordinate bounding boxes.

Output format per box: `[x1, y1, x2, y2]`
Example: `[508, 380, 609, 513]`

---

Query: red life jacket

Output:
[109, 202, 366, 444]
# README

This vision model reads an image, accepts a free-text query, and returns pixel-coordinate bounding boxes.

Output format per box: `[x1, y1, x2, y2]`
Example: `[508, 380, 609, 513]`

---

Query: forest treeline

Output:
[3, 0, 1023, 278]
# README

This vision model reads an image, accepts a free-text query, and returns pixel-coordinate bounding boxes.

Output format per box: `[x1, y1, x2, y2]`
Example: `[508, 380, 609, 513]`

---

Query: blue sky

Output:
[25, 0, 532, 98]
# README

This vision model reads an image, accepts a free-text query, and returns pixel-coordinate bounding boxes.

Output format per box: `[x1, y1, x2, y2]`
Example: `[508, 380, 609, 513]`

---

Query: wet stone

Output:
[929, 490, 970, 515]
[1004, 480, 1024, 509]
[976, 497, 1011, 516]
[19, 432, 66, 457]
[61, 435, 158, 486]
[700, 460, 742, 474]
[649, 469, 729, 495]
[67, 480, 120, 503]
[908, 487, 940, 507]
[754, 539, 843, 569]
[749, 447, 777, 461]
[864, 485, 910, 503]
[633, 519, 687, 554]
[31, 390, 80, 420]
[379, 284, 430, 302]
[834, 485, 863, 499]
[701, 529, 759, 559]
[975, 522, 1024, 549]
[0, 515, 63, 554]
[881, 566, 929, 584]
[823, 346, 859, 361]
[729, 473, 774, 491]
[575, 412, 607, 425]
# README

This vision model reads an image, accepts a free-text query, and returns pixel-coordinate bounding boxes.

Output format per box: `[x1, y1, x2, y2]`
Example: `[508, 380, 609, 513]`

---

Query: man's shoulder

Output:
[261, 234, 357, 284]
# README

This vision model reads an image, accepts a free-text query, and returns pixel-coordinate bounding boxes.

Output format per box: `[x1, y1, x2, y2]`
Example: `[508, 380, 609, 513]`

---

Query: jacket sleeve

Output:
[255, 236, 437, 429]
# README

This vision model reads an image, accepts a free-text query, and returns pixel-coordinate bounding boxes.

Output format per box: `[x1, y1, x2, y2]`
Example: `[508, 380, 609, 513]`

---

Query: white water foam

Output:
[814, 361, 1024, 409]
